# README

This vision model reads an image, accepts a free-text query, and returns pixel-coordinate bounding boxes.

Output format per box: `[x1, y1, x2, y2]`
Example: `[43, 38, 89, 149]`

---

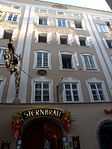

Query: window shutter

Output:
[56, 33, 60, 45]
[74, 52, 79, 66]
[75, 35, 80, 45]
[68, 34, 73, 46]
[48, 52, 51, 69]
[72, 54, 76, 69]
[12, 29, 18, 39]
[47, 18, 50, 26]
[16, 15, 20, 23]
[82, 19, 86, 30]
[47, 32, 52, 44]
[35, 31, 38, 43]
[103, 38, 108, 48]
[86, 37, 92, 46]
[0, 27, 4, 38]
[58, 51, 62, 69]
[5, 12, 9, 21]
[34, 16, 39, 25]
[97, 24, 101, 32]
[70, 20, 75, 28]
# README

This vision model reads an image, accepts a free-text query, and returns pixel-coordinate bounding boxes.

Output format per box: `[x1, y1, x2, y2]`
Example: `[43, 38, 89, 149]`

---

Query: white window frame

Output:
[81, 54, 99, 71]
[5, 12, 20, 23]
[0, 47, 8, 65]
[31, 77, 53, 103]
[35, 31, 52, 44]
[38, 17, 48, 25]
[56, 18, 68, 27]
[0, 76, 6, 102]
[56, 11, 65, 15]
[58, 51, 78, 70]
[39, 9, 48, 13]
[61, 77, 83, 103]
[33, 50, 51, 69]
[97, 24, 109, 33]
[103, 38, 112, 48]
[86, 78, 109, 102]
[56, 33, 73, 46]
[75, 35, 92, 47]
[0, 27, 16, 39]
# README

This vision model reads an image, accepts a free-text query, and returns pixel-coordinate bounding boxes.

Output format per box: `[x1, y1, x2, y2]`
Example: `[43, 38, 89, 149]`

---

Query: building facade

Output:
[0, 0, 112, 149]
[106, 0, 112, 9]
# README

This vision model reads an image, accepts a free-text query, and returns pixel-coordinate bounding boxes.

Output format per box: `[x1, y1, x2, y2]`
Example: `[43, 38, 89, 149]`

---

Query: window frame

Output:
[97, 24, 109, 33]
[59, 52, 78, 70]
[0, 76, 6, 102]
[5, 12, 20, 23]
[33, 50, 51, 69]
[56, 18, 68, 27]
[31, 77, 53, 103]
[35, 31, 52, 44]
[61, 77, 83, 103]
[86, 78, 109, 102]
[81, 54, 99, 71]
[0, 47, 8, 65]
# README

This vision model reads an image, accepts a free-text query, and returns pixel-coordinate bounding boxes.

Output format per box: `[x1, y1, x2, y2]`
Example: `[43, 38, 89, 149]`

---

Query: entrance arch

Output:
[98, 120, 112, 149]
[21, 117, 63, 149]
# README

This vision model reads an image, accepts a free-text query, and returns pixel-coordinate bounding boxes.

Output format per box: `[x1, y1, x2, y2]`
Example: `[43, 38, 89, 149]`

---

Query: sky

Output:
[42, 0, 111, 11]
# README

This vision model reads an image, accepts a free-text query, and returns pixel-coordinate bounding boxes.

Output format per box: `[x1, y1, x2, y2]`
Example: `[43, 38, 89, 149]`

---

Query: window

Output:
[86, 78, 109, 102]
[75, 35, 92, 47]
[39, 18, 47, 25]
[32, 77, 53, 103]
[34, 82, 50, 102]
[6, 13, 19, 22]
[0, 77, 5, 102]
[57, 19, 67, 27]
[106, 40, 112, 48]
[3, 29, 13, 39]
[62, 54, 72, 69]
[81, 54, 98, 70]
[34, 51, 51, 68]
[35, 32, 52, 44]
[57, 33, 73, 45]
[79, 37, 86, 46]
[38, 33, 47, 43]
[97, 24, 109, 32]
[62, 77, 83, 103]
[57, 11, 64, 15]
[0, 80, 3, 87]
[74, 20, 82, 29]
[0, 48, 6, 64]
[39, 9, 48, 13]
[59, 52, 77, 69]
[60, 35, 68, 45]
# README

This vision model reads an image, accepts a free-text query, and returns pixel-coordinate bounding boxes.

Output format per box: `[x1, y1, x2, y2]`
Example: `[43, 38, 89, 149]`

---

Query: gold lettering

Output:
[40, 109, 45, 115]
[45, 109, 49, 115]
[23, 111, 29, 119]
[35, 110, 40, 116]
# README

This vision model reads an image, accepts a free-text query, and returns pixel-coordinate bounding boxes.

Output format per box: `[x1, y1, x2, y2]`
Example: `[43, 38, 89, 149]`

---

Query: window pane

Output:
[43, 90, 49, 101]
[72, 84, 77, 89]
[65, 84, 70, 89]
[8, 14, 13, 20]
[37, 53, 42, 67]
[13, 15, 18, 21]
[43, 53, 48, 67]
[0, 49, 5, 64]
[35, 90, 41, 101]
[66, 90, 72, 101]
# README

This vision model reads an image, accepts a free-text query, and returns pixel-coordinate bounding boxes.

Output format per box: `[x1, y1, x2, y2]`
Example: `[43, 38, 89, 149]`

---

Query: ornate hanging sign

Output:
[12, 109, 71, 140]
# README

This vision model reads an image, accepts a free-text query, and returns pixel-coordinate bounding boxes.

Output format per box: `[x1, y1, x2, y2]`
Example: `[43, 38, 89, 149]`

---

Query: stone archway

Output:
[98, 120, 112, 149]
[21, 117, 64, 149]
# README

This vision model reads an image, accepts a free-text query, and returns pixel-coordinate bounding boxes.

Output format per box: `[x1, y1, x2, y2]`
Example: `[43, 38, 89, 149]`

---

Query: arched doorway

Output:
[21, 118, 63, 149]
[98, 121, 112, 149]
